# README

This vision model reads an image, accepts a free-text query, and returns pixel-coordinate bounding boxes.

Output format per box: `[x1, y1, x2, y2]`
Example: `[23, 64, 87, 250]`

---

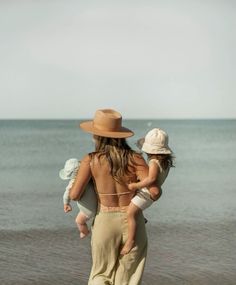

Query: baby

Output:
[59, 158, 97, 238]
[121, 128, 174, 255]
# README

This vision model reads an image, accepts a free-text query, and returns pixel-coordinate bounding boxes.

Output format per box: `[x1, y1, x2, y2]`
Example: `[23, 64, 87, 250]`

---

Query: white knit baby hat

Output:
[141, 128, 172, 154]
[59, 158, 80, 180]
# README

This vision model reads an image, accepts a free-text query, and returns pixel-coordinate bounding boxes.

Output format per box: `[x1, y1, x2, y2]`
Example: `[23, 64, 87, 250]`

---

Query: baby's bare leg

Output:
[75, 212, 89, 239]
[120, 202, 140, 255]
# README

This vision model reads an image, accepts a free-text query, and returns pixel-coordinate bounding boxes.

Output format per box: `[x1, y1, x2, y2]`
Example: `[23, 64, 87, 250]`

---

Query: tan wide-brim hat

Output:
[80, 109, 134, 138]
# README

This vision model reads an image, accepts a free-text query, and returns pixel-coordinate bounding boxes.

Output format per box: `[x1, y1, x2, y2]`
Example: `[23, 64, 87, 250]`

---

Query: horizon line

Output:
[0, 117, 235, 121]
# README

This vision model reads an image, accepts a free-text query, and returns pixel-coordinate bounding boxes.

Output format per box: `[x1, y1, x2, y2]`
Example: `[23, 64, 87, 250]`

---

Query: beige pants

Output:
[88, 206, 147, 285]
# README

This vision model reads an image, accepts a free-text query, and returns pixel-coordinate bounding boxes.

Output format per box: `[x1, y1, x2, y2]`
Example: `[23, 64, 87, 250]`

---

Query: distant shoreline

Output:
[0, 118, 236, 121]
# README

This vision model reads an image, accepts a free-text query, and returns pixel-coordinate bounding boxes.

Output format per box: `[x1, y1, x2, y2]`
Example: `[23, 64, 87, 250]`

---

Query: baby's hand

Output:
[128, 183, 138, 191]
[64, 204, 72, 213]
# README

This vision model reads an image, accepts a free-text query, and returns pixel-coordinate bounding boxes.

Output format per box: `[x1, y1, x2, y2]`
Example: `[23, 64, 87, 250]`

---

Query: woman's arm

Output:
[69, 154, 91, 200]
[128, 161, 159, 190]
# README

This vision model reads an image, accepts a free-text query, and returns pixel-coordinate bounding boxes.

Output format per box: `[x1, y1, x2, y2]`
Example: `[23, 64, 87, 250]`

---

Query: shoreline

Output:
[1, 221, 236, 285]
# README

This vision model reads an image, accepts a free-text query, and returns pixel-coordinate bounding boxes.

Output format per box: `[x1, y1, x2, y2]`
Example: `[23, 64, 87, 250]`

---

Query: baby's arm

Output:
[128, 161, 159, 191]
[63, 178, 76, 213]
[63, 187, 72, 212]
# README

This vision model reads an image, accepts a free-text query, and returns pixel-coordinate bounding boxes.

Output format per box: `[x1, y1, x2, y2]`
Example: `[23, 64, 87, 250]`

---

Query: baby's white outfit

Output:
[63, 173, 97, 219]
[131, 159, 170, 210]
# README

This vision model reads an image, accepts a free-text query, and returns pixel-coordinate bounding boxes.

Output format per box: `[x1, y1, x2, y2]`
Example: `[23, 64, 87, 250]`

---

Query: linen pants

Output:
[88, 208, 147, 285]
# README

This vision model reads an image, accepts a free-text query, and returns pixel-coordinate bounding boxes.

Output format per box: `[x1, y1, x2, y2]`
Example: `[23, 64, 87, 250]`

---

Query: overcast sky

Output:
[0, 0, 235, 119]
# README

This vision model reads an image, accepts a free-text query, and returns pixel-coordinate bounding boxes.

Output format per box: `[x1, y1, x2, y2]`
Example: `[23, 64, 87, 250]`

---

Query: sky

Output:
[0, 0, 235, 119]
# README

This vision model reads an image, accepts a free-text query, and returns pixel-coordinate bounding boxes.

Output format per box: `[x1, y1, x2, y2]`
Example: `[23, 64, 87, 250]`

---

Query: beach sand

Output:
[1, 221, 236, 285]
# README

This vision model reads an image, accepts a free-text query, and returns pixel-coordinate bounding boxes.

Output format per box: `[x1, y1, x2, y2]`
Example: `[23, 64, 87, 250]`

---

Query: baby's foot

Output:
[120, 240, 135, 255]
[77, 223, 90, 239]
[80, 231, 90, 239]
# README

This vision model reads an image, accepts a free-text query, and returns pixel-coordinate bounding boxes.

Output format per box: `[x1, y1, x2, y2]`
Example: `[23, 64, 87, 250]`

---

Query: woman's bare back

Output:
[90, 154, 149, 207]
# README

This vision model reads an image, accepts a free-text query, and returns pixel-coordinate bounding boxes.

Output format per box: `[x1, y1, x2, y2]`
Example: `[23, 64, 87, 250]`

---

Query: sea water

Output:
[0, 119, 236, 284]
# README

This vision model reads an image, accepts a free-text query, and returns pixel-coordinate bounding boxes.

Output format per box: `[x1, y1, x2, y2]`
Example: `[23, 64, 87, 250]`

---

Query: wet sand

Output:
[1, 221, 236, 285]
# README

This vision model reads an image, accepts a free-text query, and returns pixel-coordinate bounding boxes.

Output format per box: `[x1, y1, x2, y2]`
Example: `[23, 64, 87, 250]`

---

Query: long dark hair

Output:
[147, 153, 175, 170]
[89, 136, 139, 184]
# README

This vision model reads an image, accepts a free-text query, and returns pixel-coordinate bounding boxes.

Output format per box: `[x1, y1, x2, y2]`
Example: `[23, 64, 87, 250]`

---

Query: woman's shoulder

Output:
[132, 152, 146, 163]
[131, 153, 148, 172]
[80, 154, 92, 164]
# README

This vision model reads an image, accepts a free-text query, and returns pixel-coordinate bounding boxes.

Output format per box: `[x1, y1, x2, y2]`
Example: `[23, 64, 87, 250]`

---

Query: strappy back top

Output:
[89, 154, 138, 206]
[98, 191, 132, 196]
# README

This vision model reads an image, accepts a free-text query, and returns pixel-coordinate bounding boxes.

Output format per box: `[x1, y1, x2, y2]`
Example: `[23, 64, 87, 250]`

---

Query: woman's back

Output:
[90, 153, 149, 207]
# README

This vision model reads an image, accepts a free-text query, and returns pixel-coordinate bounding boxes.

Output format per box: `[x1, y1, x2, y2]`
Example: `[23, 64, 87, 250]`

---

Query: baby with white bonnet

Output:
[59, 158, 97, 238]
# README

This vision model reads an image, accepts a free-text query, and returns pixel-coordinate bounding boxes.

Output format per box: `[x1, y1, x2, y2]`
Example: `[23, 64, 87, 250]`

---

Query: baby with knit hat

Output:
[59, 158, 97, 238]
[121, 128, 174, 255]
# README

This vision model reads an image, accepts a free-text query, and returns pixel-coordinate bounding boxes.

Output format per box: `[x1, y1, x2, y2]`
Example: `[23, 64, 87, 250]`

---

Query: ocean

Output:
[0, 119, 236, 285]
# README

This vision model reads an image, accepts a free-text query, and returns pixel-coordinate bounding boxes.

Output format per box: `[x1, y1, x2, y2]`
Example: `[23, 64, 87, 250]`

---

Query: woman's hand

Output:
[64, 204, 72, 213]
[149, 186, 162, 201]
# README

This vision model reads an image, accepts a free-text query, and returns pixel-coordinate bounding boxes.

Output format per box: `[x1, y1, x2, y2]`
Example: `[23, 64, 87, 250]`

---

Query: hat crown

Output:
[144, 128, 169, 147]
[93, 109, 122, 132]
[64, 158, 79, 173]
[80, 108, 134, 138]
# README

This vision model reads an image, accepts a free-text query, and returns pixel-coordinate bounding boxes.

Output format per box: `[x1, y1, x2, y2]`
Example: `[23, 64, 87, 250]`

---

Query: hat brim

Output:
[142, 143, 172, 154]
[80, 121, 134, 138]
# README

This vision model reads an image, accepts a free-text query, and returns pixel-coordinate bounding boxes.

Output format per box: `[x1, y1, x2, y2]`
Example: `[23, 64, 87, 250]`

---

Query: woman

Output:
[69, 109, 161, 285]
